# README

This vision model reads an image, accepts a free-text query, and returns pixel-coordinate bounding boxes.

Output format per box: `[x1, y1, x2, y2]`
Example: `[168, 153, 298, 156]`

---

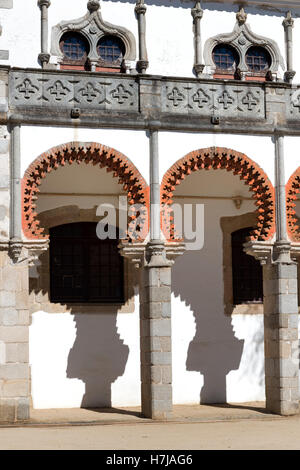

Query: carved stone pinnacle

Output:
[38, 0, 51, 8]
[191, 2, 203, 20]
[135, 0, 147, 15]
[87, 0, 100, 13]
[283, 11, 294, 29]
[236, 7, 247, 26]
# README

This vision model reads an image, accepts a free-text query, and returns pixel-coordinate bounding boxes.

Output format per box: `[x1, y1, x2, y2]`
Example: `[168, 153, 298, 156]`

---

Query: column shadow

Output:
[172, 250, 244, 404]
[66, 313, 129, 409]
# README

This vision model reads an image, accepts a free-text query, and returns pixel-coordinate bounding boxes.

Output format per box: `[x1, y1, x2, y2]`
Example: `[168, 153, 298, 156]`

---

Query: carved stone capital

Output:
[9, 238, 23, 263]
[87, 0, 100, 13]
[145, 240, 173, 268]
[38, 0, 51, 8]
[244, 240, 273, 265]
[236, 7, 247, 26]
[194, 63, 205, 76]
[25, 239, 49, 267]
[283, 11, 294, 29]
[284, 70, 296, 83]
[135, 0, 147, 15]
[137, 59, 149, 74]
[191, 2, 203, 21]
[38, 52, 50, 66]
[273, 240, 292, 263]
[119, 240, 185, 268]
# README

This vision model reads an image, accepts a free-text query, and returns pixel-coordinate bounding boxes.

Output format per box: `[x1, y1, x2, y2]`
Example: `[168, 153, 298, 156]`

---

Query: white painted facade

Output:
[0, 0, 299, 409]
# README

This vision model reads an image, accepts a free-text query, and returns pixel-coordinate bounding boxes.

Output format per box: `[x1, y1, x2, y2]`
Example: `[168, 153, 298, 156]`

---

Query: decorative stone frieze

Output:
[9, 69, 300, 133]
[163, 81, 264, 118]
[10, 71, 139, 112]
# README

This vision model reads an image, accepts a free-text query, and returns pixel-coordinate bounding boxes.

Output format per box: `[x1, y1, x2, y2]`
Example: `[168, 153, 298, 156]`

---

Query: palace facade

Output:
[0, 0, 299, 422]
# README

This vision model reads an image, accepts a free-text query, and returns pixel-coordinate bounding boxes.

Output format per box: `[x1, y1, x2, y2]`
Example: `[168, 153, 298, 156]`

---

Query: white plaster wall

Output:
[285, 137, 300, 182]
[21, 126, 276, 187]
[20, 126, 150, 183]
[159, 132, 275, 185]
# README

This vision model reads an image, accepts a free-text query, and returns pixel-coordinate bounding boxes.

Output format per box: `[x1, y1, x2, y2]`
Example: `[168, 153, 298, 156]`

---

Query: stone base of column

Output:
[0, 397, 30, 423]
[140, 242, 173, 420]
[264, 261, 299, 416]
[0, 250, 31, 423]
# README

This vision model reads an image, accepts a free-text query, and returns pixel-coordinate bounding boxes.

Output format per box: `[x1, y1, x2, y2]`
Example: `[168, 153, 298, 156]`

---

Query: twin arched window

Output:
[213, 43, 272, 76]
[59, 32, 126, 70]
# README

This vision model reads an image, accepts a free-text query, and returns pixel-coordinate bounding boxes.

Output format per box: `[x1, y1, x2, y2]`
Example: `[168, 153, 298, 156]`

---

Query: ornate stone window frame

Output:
[203, 8, 284, 80]
[50, 2, 136, 72]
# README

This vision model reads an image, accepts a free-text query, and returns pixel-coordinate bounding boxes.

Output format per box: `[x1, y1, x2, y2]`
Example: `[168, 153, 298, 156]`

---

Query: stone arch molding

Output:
[161, 147, 275, 242]
[51, 1, 136, 66]
[203, 9, 284, 76]
[287, 167, 300, 242]
[22, 142, 149, 241]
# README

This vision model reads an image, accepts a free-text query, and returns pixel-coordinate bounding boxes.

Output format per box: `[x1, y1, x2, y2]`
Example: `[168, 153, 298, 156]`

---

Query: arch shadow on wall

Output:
[161, 147, 275, 404]
[25, 142, 146, 411]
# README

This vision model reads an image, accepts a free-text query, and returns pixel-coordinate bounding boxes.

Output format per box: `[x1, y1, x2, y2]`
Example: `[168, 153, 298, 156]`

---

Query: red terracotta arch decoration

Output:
[286, 167, 300, 242]
[161, 147, 275, 242]
[22, 142, 149, 241]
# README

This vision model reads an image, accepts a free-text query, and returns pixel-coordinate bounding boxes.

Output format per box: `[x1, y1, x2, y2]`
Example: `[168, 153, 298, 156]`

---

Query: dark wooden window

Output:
[246, 46, 271, 72]
[212, 44, 239, 71]
[97, 35, 125, 67]
[59, 32, 90, 70]
[50, 222, 124, 304]
[232, 227, 263, 304]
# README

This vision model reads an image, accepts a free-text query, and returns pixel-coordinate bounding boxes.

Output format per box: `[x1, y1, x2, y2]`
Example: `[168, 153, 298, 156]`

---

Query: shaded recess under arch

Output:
[286, 167, 300, 242]
[161, 147, 275, 242]
[22, 142, 149, 241]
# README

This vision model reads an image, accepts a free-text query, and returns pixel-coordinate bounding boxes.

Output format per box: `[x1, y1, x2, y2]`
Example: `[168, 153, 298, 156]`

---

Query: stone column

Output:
[139, 241, 173, 419]
[283, 11, 296, 84]
[0, 251, 30, 422]
[263, 135, 299, 415]
[139, 127, 173, 419]
[135, 0, 149, 74]
[191, 2, 204, 77]
[0, 118, 30, 421]
[263, 262, 299, 415]
[38, 0, 51, 68]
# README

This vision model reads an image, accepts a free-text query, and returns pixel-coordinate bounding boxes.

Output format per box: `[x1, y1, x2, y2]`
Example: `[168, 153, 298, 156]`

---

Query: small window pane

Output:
[232, 227, 263, 304]
[246, 46, 271, 72]
[60, 32, 89, 61]
[97, 35, 125, 64]
[212, 44, 239, 70]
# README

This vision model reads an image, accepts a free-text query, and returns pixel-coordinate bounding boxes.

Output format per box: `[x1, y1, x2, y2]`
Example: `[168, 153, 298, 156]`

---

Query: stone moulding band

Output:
[160, 147, 276, 242]
[22, 142, 149, 241]
[286, 166, 300, 242]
